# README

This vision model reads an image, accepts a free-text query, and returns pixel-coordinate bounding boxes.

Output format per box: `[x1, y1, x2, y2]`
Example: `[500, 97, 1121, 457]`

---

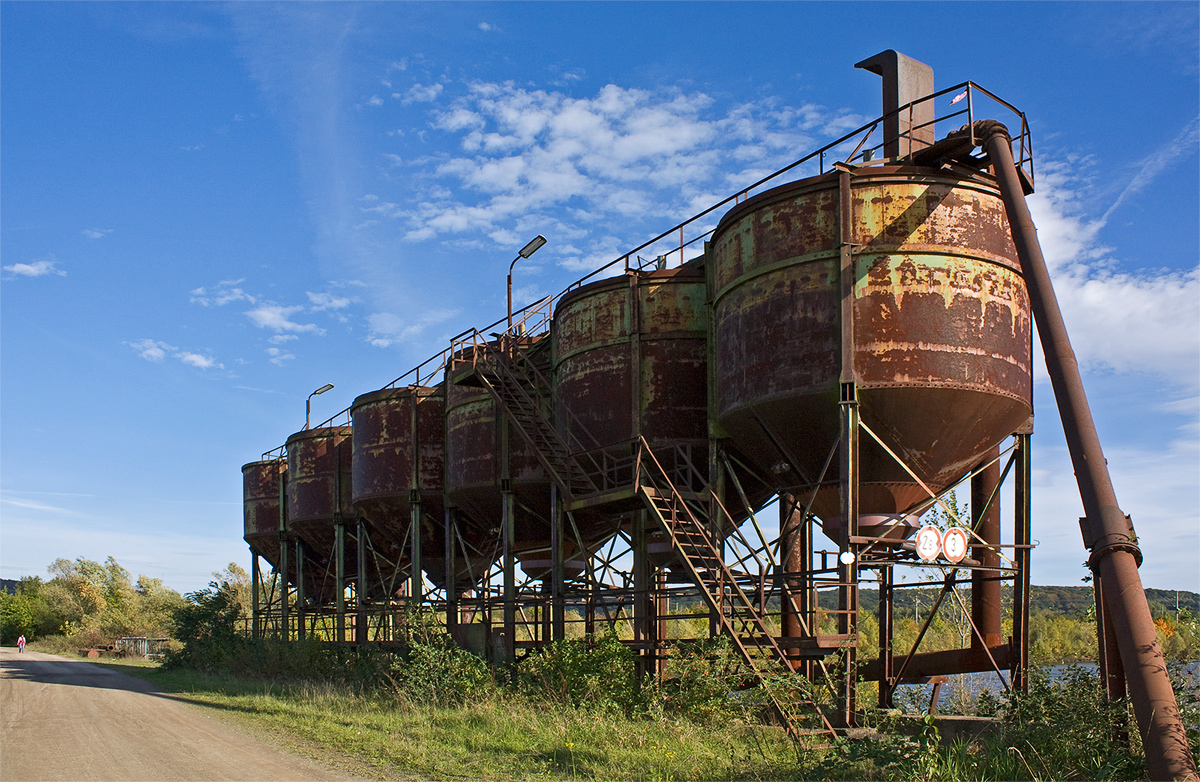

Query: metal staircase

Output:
[449, 327, 838, 741]
[450, 330, 601, 498]
[636, 440, 838, 741]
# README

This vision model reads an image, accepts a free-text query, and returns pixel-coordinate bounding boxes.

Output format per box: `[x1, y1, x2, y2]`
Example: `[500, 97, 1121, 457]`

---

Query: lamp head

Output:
[518, 235, 547, 259]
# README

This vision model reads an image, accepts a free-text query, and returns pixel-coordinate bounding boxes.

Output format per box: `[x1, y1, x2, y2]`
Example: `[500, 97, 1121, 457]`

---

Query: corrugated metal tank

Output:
[553, 263, 708, 455]
[709, 165, 1032, 533]
[241, 459, 290, 579]
[286, 426, 389, 601]
[350, 384, 484, 589]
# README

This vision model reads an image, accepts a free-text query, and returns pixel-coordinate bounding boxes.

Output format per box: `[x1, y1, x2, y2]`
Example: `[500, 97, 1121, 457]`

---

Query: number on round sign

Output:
[942, 527, 968, 563]
[915, 525, 942, 562]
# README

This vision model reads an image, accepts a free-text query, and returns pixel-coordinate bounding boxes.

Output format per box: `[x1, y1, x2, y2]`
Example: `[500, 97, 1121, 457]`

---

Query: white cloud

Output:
[191, 279, 255, 307]
[383, 153, 403, 167]
[4, 258, 66, 277]
[181, 144, 205, 152]
[1027, 158, 1200, 390]
[404, 82, 834, 245]
[401, 83, 444, 104]
[81, 228, 114, 239]
[127, 339, 222, 369]
[306, 291, 351, 310]
[177, 352, 223, 370]
[127, 338, 175, 362]
[366, 95, 384, 107]
[265, 347, 296, 366]
[478, 22, 494, 32]
[269, 334, 299, 345]
[367, 308, 460, 348]
[246, 304, 325, 335]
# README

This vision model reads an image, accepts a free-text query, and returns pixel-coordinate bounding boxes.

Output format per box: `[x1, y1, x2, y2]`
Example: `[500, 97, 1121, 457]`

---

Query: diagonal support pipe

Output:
[978, 120, 1196, 782]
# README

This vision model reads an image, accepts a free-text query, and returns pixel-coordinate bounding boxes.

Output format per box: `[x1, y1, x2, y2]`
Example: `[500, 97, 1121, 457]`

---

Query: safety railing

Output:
[258, 81, 1031, 462]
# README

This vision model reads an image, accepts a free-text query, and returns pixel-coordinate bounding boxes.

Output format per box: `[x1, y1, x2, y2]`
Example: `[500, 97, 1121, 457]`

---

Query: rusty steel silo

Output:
[242, 459, 293, 582]
[350, 385, 461, 589]
[552, 262, 714, 567]
[285, 425, 374, 604]
[709, 165, 1033, 538]
[553, 263, 708, 455]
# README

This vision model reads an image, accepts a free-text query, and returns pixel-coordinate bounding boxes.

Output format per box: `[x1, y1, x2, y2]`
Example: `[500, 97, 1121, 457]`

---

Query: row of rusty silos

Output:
[244, 160, 1032, 608]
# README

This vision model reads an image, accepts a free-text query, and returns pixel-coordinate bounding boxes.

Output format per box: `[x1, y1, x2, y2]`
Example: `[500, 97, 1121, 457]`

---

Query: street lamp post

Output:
[507, 235, 548, 331]
[306, 383, 335, 429]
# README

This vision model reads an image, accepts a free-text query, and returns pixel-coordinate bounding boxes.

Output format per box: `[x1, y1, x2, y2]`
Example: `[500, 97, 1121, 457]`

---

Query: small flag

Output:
[950, 90, 968, 105]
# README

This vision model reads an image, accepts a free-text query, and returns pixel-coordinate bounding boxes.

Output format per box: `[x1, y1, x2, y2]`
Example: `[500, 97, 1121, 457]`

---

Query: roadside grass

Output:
[100, 660, 819, 781]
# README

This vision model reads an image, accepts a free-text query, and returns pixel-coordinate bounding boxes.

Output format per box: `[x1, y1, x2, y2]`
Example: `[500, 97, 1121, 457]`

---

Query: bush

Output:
[519, 632, 639, 714]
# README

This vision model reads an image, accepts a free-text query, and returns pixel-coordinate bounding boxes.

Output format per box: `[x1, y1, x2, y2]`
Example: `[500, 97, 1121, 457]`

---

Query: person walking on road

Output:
[17, 635, 26, 653]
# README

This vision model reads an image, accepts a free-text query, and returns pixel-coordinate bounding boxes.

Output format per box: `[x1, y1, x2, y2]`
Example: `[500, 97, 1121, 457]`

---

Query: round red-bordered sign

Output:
[915, 525, 942, 562]
[942, 527, 969, 563]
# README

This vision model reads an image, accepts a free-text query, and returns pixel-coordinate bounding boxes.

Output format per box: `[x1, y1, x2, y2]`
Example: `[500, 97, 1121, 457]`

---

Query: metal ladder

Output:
[637, 439, 838, 742]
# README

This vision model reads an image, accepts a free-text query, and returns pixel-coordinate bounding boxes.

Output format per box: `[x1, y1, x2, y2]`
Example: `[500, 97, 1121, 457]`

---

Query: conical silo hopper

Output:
[709, 165, 1032, 539]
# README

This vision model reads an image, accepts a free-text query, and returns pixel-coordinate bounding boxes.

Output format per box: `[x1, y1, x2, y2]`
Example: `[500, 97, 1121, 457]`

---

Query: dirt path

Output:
[0, 647, 367, 781]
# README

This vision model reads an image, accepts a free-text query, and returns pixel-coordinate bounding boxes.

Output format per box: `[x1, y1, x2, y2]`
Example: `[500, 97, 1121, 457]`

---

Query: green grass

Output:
[102, 661, 828, 781]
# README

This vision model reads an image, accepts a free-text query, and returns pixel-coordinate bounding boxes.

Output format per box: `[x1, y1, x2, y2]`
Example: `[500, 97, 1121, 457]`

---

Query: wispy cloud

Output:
[367, 307, 460, 348]
[126, 339, 224, 369]
[191, 279, 256, 306]
[402, 81, 863, 262]
[4, 257, 66, 277]
[265, 347, 296, 366]
[1103, 116, 1200, 222]
[306, 291, 351, 311]
[246, 304, 325, 335]
[81, 228, 114, 239]
[1028, 157, 1200, 392]
[401, 83, 444, 104]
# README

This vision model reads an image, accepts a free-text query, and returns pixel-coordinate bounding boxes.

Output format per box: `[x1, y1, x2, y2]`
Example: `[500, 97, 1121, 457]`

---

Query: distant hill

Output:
[857, 584, 1199, 618]
[0, 579, 19, 595]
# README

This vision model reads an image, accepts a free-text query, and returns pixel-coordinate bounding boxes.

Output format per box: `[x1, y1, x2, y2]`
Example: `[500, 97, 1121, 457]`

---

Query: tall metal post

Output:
[410, 396, 424, 613]
[982, 122, 1195, 780]
[410, 496, 423, 613]
[250, 550, 261, 639]
[550, 484, 565, 642]
[335, 514, 346, 643]
[295, 539, 306, 640]
[837, 385, 860, 727]
[836, 164, 859, 727]
[445, 506, 459, 643]
[278, 469, 290, 641]
[971, 446, 1004, 651]
[500, 414, 516, 668]
[1012, 432, 1032, 691]
[780, 495, 809, 672]
[357, 520, 369, 643]
[708, 441, 726, 638]
[632, 509, 651, 680]
[878, 564, 895, 708]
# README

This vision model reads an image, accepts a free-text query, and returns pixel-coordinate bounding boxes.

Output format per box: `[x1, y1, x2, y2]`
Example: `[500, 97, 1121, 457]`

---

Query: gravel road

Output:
[0, 647, 366, 781]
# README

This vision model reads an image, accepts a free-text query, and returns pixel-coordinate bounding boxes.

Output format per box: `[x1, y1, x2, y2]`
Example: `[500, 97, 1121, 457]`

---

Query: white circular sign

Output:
[839, 550, 856, 565]
[942, 527, 969, 563]
[915, 525, 942, 562]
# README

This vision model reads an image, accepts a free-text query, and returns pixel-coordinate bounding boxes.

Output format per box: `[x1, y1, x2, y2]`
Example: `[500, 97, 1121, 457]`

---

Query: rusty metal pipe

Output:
[980, 120, 1196, 782]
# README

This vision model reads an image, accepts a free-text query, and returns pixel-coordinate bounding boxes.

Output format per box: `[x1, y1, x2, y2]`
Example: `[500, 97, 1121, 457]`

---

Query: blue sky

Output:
[2, 2, 1197, 594]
